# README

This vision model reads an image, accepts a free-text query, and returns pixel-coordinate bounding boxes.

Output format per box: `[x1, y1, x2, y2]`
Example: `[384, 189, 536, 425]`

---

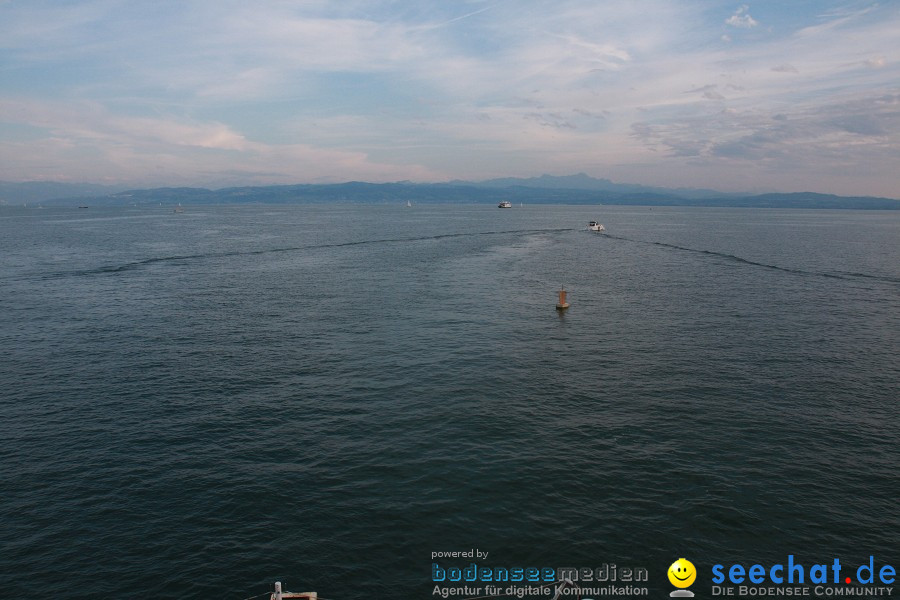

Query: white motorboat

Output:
[588, 221, 605, 232]
[498, 200, 512, 208]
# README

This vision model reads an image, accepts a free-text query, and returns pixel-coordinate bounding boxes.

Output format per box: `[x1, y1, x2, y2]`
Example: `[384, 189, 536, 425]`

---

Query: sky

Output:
[1, 0, 898, 197]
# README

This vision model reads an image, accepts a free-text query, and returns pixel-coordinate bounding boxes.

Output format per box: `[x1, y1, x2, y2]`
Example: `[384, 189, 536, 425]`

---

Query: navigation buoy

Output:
[556, 286, 569, 310]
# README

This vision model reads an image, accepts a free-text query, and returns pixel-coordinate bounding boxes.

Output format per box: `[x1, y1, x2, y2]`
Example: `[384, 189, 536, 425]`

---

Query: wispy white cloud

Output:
[422, 4, 495, 30]
[725, 5, 758, 29]
[0, 98, 442, 185]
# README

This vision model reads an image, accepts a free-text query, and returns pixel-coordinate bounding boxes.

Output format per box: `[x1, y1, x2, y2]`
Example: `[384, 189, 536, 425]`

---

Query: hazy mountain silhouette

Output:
[3, 176, 897, 210]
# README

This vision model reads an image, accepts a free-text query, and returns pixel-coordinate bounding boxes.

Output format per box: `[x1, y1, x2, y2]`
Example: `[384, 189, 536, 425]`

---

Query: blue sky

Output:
[1, 0, 898, 196]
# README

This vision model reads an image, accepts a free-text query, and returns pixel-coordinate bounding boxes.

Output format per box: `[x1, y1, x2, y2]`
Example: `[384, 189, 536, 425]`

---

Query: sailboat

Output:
[406, 200, 412, 207]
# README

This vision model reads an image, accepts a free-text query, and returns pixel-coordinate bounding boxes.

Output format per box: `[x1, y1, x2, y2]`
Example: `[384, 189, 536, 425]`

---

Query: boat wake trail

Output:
[604, 234, 900, 286]
[38, 228, 575, 280]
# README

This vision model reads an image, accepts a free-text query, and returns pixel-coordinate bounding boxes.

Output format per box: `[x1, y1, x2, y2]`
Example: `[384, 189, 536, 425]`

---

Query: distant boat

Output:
[406, 200, 412, 207]
[174, 204, 184, 213]
[498, 200, 512, 208]
[588, 221, 605, 232]
[78, 205, 89, 209]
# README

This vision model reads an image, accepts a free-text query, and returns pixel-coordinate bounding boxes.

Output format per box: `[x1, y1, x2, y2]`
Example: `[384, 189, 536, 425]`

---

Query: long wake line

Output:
[33, 227, 575, 280]
[19, 227, 899, 287]
[604, 234, 900, 286]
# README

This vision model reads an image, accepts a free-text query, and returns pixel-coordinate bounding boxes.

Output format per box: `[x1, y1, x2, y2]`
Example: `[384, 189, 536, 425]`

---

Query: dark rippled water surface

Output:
[1, 204, 898, 599]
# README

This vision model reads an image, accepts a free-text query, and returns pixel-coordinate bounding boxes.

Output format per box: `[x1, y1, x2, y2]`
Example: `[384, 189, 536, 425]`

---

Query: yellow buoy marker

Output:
[556, 286, 570, 310]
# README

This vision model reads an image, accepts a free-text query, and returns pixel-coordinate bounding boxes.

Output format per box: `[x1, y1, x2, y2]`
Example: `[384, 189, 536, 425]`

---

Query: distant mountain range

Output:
[0, 181, 130, 205]
[451, 173, 733, 199]
[1, 174, 897, 210]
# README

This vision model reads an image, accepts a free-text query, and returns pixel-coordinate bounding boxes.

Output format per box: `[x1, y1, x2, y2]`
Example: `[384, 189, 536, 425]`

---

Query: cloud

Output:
[573, 108, 608, 120]
[0, 99, 248, 150]
[827, 114, 887, 137]
[1, 0, 898, 195]
[525, 112, 576, 130]
[631, 92, 899, 185]
[422, 4, 494, 30]
[725, 5, 758, 29]
[0, 98, 442, 185]
[684, 85, 726, 100]
[771, 64, 799, 73]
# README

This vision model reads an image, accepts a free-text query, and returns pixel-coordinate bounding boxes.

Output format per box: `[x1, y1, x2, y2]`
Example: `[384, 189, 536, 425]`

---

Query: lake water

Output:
[1, 204, 898, 599]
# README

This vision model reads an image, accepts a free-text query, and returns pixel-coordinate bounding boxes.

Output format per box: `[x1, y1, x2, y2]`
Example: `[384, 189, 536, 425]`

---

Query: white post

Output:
[274, 581, 283, 600]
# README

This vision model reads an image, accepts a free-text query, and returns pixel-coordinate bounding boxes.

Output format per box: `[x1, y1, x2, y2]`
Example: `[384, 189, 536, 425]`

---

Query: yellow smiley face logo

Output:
[668, 558, 697, 588]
